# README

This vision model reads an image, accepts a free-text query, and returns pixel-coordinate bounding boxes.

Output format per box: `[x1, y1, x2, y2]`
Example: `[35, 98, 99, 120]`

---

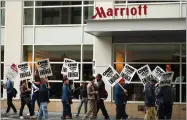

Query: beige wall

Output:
[1, 100, 186, 119]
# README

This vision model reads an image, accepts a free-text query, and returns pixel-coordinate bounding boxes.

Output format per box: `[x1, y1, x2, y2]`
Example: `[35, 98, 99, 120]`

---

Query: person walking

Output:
[144, 79, 157, 120]
[75, 81, 88, 118]
[114, 78, 129, 120]
[95, 74, 110, 119]
[61, 77, 72, 119]
[156, 85, 174, 119]
[19, 80, 36, 119]
[4, 78, 17, 115]
[82, 76, 98, 120]
[38, 77, 50, 120]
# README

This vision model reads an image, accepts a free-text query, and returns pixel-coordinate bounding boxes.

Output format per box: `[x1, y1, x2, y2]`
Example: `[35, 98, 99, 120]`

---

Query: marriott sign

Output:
[92, 5, 147, 19]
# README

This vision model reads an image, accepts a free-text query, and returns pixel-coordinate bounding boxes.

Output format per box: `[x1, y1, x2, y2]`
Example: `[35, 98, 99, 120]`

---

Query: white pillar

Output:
[94, 37, 112, 102]
[4, 1, 22, 99]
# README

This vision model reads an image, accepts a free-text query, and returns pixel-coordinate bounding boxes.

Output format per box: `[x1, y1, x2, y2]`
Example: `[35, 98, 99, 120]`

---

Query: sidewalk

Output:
[1, 109, 116, 120]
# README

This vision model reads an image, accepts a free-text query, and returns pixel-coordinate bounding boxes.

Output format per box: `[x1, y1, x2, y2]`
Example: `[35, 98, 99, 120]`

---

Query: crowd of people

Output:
[3, 70, 174, 120]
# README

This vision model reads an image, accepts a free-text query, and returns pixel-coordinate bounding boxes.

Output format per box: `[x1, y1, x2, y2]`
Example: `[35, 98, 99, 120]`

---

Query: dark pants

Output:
[6, 94, 17, 113]
[97, 99, 109, 119]
[62, 101, 72, 119]
[116, 103, 128, 119]
[19, 97, 34, 116]
[31, 93, 40, 115]
[158, 103, 173, 119]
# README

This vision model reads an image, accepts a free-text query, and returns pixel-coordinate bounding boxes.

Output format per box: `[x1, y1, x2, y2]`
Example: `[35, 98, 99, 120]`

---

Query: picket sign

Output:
[136, 64, 153, 86]
[159, 72, 174, 87]
[6, 63, 18, 81]
[102, 65, 128, 93]
[61, 58, 76, 75]
[17, 63, 32, 80]
[152, 66, 165, 82]
[36, 59, 53, 78]
[120, 64, 137, 84]
[67, 62, 79, 80]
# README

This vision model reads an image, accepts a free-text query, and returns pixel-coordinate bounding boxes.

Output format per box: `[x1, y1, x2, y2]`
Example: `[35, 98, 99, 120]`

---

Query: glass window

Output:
[34, 45, 81, 62]
[35, 7, 81, 25]
[182, 44, 186, 62]
[182, 84, 186, 102]
[49, 82, 81, 99]
[1, 46, 4, 62]
[1, 1, 5, 7]
[82, 64, 92, 81]
[83, 45, 93, 62]
[84, 6, 94, 24]
[127, 84, 144, 101]
[24, 8, 33, 25]
[1, 9, 5, 26]
[23, 45, 33, 62]
[84, 1, 94, 4]
[1, 63, 4, 80]
[24, 1, 33, 6]
[113, 44, 125, 63]
[49, 82, 63, 99]
[36, 1, 82, 6]
[113, 63, 125, 74]
[182, 64, 186, 83]
[126, 44, 180, 62]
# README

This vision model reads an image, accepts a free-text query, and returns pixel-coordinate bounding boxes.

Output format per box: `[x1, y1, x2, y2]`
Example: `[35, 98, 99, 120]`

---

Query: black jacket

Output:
[39, 83, 50, 103]
[156, 86, 173, 105]
[144, 82, 156, 107]
[95, 80, 105, 99]
[75, 85, 87, 99]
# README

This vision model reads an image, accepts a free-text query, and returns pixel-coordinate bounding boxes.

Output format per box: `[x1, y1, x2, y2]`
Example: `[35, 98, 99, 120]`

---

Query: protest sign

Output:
[137, 64, 153, 85]
[6, 63, 18, 80]
[61, 58, 76, 75]
[36, 59, 53, 78]
[120, 64, 136, 84]
[102, 65, 121, 87]
[17, 63, 32, 80]
[159, 72, 174, 87]
[67, 62, 79, 80]
[152, 66, 165, 81]
[92, 59, 96, 76]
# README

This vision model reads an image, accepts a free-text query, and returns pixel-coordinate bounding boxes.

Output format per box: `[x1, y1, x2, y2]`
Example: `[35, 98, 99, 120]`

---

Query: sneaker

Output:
[27, 113, 30, 116]
[4, 112, 9, 115]
[30, 115, 37, 119]
[75, 115, 79, 118]
[128, 116, 131, 119]
[20, 116, 24, 119]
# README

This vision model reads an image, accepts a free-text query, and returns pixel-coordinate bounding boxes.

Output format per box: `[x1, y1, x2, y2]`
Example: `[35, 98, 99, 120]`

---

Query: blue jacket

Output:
[114, 84, 125, 105]
[144, 82, 156, 107]
[61, 84, 71, 102]
[5, 80, 13, 95]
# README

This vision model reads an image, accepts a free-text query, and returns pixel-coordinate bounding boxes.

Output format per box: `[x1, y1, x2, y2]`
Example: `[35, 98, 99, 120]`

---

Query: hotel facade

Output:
[0, 1, 186, 119]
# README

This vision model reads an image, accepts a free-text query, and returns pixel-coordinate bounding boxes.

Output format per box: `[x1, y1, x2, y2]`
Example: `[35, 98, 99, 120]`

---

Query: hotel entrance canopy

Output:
[85, 18, 186, 37]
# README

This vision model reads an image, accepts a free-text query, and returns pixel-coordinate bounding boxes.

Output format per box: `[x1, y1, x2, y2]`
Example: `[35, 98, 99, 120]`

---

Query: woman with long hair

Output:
[19, 79, 36, 119]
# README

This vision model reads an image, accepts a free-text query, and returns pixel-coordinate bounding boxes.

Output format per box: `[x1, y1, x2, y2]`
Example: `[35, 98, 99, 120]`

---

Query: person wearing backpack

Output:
[95, 74, 110, 120]
[3, 78, 17, 115]
[75, 81, 88, 118]
[144, 79, 157, 120]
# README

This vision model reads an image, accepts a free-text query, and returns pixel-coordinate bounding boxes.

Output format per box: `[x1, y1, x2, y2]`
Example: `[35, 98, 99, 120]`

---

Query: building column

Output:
[4, 1, 22, 99]
[94, 37, 112, 102]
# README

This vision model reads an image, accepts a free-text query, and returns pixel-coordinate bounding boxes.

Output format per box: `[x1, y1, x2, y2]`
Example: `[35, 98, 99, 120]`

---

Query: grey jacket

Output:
[87, 82, 97, 100]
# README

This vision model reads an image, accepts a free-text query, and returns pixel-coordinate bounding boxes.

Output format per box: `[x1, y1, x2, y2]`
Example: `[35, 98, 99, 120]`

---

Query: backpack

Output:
[104, 89, 108, 99]
[10, 81, 17, 98]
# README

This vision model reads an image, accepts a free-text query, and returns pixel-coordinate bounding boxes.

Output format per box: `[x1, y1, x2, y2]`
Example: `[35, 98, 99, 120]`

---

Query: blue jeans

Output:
[31, 93, 40, 115]
[62, 101, 72, 119]
[38, 102, 48, 120]
[76, 98, 88, 116]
